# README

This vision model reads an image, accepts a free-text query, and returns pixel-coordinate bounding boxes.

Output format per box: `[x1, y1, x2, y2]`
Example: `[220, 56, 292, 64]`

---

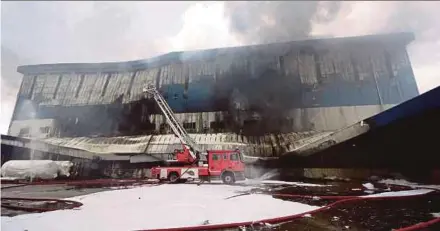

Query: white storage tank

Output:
[1, 160, 73, 180]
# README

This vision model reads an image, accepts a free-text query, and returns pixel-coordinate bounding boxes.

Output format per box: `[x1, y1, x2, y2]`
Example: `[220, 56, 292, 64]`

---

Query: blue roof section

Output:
[366, 86, 440, 127]
[17, 32, 415, 75]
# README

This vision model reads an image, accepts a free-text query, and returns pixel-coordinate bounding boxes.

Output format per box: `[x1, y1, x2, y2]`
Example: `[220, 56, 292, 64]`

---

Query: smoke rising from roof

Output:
[224, 1, 342, 44]
[310, 1, 440, 92]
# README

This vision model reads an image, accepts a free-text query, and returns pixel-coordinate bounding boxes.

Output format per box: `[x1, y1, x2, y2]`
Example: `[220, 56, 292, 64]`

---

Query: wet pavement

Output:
[231, 181, 440, 230]
[274, 191, 440, 231]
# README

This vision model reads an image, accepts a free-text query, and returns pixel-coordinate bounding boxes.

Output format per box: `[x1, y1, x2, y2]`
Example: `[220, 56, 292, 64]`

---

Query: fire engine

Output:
[143, 85, 246, 184]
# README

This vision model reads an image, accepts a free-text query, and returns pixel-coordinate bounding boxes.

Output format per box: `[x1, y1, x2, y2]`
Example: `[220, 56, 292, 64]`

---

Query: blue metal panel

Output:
[160, 84, 186, 112]
[301, 80, 400, 108]
[160, 78, 216, 113]
[186, 78, 215, 111]
[367, 86, 440, 127]
[161, 71, 420, 112]
[397, 67, 420, 100]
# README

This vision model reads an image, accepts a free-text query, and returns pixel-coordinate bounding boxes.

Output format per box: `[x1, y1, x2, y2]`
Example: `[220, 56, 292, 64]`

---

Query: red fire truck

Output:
[143, 86, 246, 184]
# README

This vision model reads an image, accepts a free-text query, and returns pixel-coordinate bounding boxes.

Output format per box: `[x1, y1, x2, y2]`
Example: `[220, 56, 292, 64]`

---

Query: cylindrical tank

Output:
[1, 160, 73, 180]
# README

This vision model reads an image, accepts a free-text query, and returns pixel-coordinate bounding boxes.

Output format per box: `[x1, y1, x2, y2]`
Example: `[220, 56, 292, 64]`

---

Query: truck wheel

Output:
[222, 172, 235, 184]
[168, 172, 179, 183]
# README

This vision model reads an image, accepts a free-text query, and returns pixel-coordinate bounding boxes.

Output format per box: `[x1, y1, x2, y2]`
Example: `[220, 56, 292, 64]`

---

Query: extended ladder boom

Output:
[143, 85, 198, 161]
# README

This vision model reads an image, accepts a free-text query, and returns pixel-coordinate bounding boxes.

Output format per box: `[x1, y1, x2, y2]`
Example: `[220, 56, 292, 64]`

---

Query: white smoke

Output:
[310, 1, 440, 93]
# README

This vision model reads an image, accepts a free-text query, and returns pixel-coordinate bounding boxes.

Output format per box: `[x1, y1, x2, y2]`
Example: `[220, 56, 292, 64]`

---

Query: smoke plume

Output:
[310, 1, 440, 92]
[224, 1, 342, 44]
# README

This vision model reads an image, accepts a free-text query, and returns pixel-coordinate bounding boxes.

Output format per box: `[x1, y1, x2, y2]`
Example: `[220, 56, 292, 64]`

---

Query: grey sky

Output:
[1, 1, 440, 134]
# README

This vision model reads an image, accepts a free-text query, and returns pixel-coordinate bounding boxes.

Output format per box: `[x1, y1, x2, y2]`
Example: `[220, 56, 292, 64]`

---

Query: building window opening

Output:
[40, 126, 51, 134]
[159, 123, 170, 134]
[18, 127, 30, 137]
[183, 122, 196, 132]
[210, 121, 225, 131]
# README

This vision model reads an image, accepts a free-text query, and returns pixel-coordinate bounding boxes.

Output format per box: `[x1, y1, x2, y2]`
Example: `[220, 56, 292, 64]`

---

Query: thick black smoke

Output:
[224, 1, 342, 44]
[212, 1, 343, 135]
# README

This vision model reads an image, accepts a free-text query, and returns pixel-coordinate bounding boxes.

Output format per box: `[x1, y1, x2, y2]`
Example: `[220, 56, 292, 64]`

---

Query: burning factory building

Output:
[2, 32, 420, 178]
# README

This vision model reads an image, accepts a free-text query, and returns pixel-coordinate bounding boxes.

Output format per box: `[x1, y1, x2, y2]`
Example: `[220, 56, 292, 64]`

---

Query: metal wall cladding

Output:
[40, 131, 331, 158]
[147, 104, 392, 132]
[149, 111, 224, 132]
[16, 39, 419, 110]
[9, 119, 57, 139]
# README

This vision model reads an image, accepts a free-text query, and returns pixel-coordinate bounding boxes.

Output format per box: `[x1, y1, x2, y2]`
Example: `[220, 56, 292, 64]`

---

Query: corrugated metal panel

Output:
[39, 74, 59, 104]
[76, 73, 97, 105]
[159, 63, 187, 87]
[1, 134, 99, 160]
[215, 55, 235, 78]
[19, 75, 35, 98]
[284, 53, 299, 77]
[62, 74, 81, 106]
[150, 111, 224, 133]
[42, 135, 153, 154]
[18, 43, 417, 108]
[101, 73, 120, 104]
[298, 53, 318, 85]
[145, 104, 394, 133]
[9, 119, 57, 138]
[128, 69, 158, 102]
[39, 131, 329, 157]
[54, 73, 73, 103]
[88, 73, 107, 104]
[31, 75, 47, 100]
[288, 104, 395, 131]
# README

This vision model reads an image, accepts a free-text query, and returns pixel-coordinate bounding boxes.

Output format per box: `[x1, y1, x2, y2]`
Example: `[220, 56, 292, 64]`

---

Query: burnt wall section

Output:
[11, 33, 419, 137]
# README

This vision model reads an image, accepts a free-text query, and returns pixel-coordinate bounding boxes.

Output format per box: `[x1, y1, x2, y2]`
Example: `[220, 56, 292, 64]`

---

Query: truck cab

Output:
[207, 149, 245, 184]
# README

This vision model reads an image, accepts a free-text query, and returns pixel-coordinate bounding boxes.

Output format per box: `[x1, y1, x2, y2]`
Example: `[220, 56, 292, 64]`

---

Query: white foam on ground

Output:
[1, 184, 320, 231]
[379, 179, 440, 190]
[362, 183, 375, 190]
[361, 189, 434, 198]
[259, 180, 328, 187]
[0, 177, 22, 181]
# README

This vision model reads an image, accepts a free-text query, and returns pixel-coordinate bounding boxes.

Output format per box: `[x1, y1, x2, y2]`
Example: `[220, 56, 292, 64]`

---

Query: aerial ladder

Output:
[142, 85, 245, 184]
[143, 85, 203, 164]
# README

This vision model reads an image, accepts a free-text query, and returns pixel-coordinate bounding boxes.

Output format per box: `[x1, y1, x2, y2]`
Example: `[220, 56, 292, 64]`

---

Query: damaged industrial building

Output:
[1, 32, 420, 179]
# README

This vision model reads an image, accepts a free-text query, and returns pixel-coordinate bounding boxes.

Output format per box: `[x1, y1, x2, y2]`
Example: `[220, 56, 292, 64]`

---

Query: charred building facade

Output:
[2, 32, 420, 178]
[9, 33, 418, 141]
